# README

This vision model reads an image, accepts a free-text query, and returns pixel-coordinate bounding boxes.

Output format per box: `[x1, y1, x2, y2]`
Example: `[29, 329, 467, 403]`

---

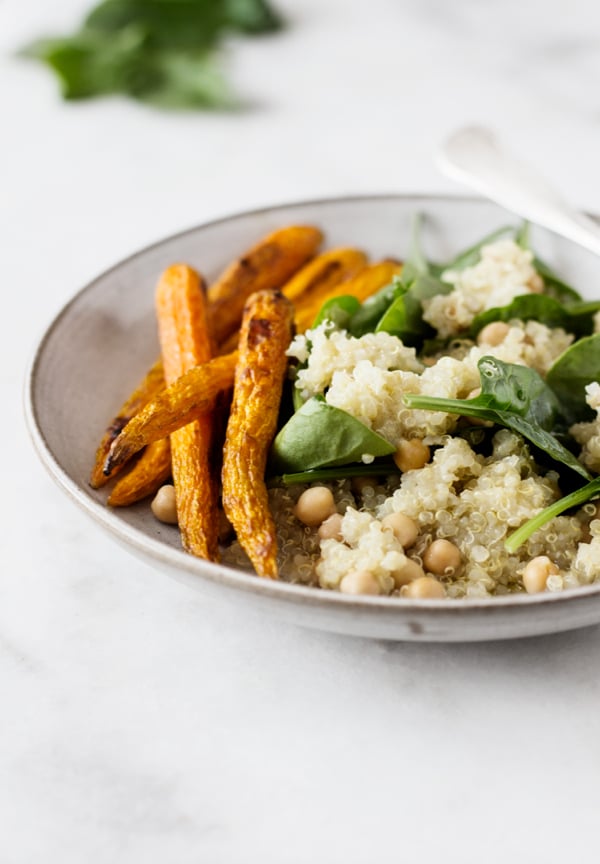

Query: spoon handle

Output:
[437, 126, 600, 257]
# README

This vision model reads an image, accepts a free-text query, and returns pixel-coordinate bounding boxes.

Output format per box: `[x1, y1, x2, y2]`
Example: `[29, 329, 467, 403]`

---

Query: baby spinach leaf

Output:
[375, 274, 451, 346]
[546, 334, 600, 425]
[441, 225, 515, 273]
[534, 257, 582, 304]
[515, 220, 531, 249]
[470, 294, 571, 337]
[565, 300, 600, 333]
[277, 462, 401, 486]
[404, 356, 591, 480]
[401, 213, 430, 284]
[514, 221, 582, 303]
[472, 294, 600, 339]
[505, 476, 600, 553]
[348, 279, 404, 337]
[312, 295, 361, 330]
[271, 396, 396, 473]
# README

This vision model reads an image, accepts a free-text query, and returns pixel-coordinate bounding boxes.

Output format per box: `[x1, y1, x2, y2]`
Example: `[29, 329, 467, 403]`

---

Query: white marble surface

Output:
[4, 1, 600, 861]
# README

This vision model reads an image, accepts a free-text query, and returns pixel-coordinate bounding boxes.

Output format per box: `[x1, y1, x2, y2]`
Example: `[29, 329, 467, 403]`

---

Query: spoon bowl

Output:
[437, 125, 600, 257]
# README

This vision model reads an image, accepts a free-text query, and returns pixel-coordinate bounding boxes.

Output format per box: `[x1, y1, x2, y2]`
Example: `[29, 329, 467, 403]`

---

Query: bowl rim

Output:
[23, 191, 600, 617]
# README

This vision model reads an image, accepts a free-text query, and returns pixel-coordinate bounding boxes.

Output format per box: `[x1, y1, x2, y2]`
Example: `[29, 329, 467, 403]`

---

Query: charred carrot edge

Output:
[104, 352, 238, 476]
[90, 359, 164, 488]
[280, 247, 368, 305]
[156, 264, 219, 560]
[107, 438, 172, 507]
[294, 259, 403, 333]
[222, 290, 295, 579]
[207, 225, 323, 346]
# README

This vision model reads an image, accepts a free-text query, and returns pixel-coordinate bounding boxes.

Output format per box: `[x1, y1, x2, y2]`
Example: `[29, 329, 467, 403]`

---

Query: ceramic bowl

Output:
[25, 194, 600, 641]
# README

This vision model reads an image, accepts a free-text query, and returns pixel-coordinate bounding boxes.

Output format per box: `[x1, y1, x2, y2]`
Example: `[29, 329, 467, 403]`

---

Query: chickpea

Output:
[294, 486, 337, 527]
[393, 558, 425, 588]
[477, 321, 510, 346]
[522, 556, 559, 594]
[381, 512, 418, 549]
[423, 538, 462, 575]
[403, 576, 446, 599]
[151, 484, 178, 524]
[318, 513, 344, 542]
[393, 439, 431, 473]
[340, 570, 381, 595]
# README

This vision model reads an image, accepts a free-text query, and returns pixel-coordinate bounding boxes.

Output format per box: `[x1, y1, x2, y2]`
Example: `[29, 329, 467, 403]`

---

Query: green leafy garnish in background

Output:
[21, 0, 283, 109]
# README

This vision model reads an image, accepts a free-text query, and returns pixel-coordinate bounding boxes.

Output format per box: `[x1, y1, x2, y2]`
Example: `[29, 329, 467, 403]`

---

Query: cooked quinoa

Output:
[422, 239, 542, 337]
[219, 234, 600, 598]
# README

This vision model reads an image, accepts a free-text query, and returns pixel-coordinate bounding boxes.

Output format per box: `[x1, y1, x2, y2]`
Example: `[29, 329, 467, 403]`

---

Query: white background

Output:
[3, 1, 600, 861]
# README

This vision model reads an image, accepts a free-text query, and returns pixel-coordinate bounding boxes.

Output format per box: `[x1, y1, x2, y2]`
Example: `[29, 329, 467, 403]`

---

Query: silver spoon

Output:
[437, 125, 600, 257]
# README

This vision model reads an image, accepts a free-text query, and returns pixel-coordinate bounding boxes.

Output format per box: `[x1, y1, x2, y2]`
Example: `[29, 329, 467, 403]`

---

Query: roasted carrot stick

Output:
[221, 290, 294, 579]
[107, 438, 172, 507]
[155, 264, 219, 560]
[104, 353, 238, 476]
[92, 225, 321, 488]
[207, 225, 323, 346]
[279, 247, 367, 305]
[90, 359, 164, 488]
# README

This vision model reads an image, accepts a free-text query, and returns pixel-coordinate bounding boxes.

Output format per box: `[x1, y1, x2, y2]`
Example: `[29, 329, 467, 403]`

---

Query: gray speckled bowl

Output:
[25, 194, 600, 641]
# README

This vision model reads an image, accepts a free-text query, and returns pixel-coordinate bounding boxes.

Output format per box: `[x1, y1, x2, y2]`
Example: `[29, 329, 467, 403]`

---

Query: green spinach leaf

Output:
[400, 213, 430, 284]
[470, 293, 600, 339]
[534, 257, 583, 304]
[404, 356, 591, 479]
[278, 462, 401, 486]
[441, 225, 515, 273]
[505, 477, 600, 552]
[515, 221, 583, 303]
[271, 396, 396, 473]
[348, 279, 404, 337]
[312, 295, 361, 330]
[375, 274, 451, 346]
[546, 334, 600, 425]
[470, 294, 567, 337]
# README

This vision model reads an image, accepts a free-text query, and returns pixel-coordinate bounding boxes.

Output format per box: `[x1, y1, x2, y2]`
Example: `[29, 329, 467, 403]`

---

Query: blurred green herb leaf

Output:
[22, 0, 283, 109]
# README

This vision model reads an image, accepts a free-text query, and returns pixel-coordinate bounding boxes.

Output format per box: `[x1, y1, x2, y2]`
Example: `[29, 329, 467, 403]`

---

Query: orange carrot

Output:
[156, 264, 218, 560]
